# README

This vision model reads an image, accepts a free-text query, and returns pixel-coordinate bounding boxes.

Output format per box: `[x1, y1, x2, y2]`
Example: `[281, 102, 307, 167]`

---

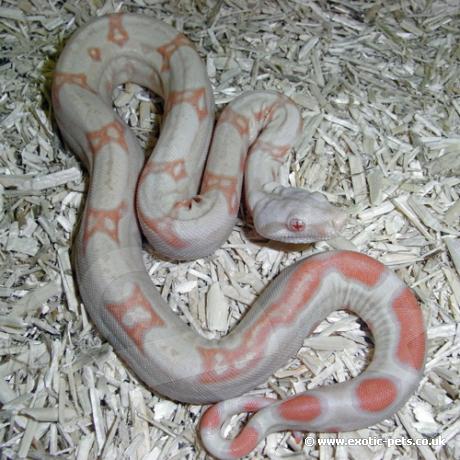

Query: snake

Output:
[52, 13, 426, 459]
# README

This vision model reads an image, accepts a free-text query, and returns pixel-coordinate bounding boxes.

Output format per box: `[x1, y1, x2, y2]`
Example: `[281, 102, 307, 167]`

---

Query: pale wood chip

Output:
[206, 282, 229, 332]
[2, 2, 459, 459]
[446, 238, 460, 277]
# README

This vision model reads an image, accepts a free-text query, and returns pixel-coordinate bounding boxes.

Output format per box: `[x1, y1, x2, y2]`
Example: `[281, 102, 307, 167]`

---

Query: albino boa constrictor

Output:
[52, 13, 426, 459]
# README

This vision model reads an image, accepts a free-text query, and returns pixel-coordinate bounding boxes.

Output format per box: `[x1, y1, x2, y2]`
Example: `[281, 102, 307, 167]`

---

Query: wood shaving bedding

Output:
[0, 0, 459, 459]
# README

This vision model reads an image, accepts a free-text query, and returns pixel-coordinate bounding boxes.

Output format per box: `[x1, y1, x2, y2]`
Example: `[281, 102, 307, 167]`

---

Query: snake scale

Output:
[52, 13, 426, 459]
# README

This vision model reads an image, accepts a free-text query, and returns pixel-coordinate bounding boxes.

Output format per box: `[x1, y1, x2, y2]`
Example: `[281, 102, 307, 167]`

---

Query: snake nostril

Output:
[288, 218, 305, 232]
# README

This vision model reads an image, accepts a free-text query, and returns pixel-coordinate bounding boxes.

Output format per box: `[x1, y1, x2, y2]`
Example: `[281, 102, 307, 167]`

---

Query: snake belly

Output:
[52, 13, 426, 460]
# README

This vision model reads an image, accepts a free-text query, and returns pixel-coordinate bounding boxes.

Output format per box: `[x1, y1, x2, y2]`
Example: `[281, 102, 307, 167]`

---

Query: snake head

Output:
[252, 186, 347, 244]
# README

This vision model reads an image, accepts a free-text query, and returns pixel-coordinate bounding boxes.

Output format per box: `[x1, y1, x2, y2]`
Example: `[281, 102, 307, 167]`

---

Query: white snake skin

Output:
[52, 13, 426, 459]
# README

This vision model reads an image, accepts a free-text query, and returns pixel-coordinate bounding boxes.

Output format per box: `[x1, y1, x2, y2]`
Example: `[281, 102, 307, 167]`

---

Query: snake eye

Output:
[288, 218, 305, 232]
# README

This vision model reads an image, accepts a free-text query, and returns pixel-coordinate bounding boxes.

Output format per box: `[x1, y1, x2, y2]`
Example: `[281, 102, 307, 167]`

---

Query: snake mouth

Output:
[257, 228, 340, 244]
[256, 221, 340, 244]
[271, 231, 339, 244]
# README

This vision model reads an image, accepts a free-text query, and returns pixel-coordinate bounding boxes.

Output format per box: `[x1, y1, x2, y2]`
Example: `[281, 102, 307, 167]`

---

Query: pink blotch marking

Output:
[330, 251, 385, 287]
[197, 251, 386, 385]
[156, 34, 193, 72]
[200, 406, 221, 430]
[324, 427, 340, 432]
[278, 395, 321, 422]
[392, 288, 426, 370]
[107, 14, 129, 47]
[219, 107, 250, 136]
[83, 201, 126, 252]
[243, 399, 274, 412]
[106, 284, 165, 354]
[201, 172, 239, 215]
[88, 47, 101, 61]
[86, 120, 128, 155]
[356, 378, 397, 412]
[229, 427, 259, 459]
[166, 87, 208, 121]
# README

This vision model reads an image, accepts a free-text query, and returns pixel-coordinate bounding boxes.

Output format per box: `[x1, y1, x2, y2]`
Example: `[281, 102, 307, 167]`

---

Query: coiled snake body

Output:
[52, 14, 426, 459]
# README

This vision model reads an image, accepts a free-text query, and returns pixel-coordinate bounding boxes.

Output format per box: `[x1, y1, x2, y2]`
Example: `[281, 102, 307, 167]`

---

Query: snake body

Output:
[52, 14, 426, 459]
